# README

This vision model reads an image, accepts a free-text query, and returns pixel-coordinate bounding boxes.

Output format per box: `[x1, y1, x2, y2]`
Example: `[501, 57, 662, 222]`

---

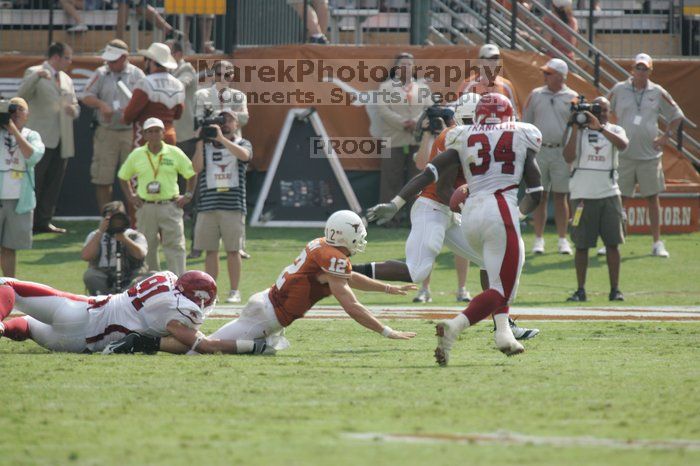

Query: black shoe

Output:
[609, 288, 624, 301]
[567, 288, 587, 302]
[187, 249, 202, 260]
[309, 34, 329, 44]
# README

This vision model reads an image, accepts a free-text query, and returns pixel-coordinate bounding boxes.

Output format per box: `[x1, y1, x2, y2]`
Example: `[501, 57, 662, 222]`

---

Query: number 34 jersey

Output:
[85, 271, 203, 351]
[269, 238, 352, 327]
[445, 122, 542, 197]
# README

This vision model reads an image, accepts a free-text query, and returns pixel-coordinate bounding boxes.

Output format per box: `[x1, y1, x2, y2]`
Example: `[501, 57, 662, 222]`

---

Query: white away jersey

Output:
[445, 121, 542, 197]
[85, 271, 203, 351]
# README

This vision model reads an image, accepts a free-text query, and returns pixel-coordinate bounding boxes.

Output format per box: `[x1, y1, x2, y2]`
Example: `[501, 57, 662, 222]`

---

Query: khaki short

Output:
[194, 210, 245, 252]
[0, 199, 33, 250]
[570, 196, 625, 249]
[618, 157, 665, 197]
[91, 126, 134, 186]
[537, 146, 570, 193]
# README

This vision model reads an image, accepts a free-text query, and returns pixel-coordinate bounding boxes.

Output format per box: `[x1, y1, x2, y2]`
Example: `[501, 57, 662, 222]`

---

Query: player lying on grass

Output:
[0, 271, 271, 354]
[103, 210, 417, 355]
[368, 94, 543, 364]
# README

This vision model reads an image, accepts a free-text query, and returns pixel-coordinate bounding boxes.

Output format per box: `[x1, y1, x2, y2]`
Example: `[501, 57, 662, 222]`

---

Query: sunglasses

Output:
[634, 65, 650, 71]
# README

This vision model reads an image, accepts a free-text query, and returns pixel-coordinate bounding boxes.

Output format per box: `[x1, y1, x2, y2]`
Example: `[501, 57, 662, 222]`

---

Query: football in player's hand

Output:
[449, 184, 469, 213]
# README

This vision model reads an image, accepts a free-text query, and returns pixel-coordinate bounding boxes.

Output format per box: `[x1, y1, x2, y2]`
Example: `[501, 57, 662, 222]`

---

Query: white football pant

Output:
[405, 197, 484, 284]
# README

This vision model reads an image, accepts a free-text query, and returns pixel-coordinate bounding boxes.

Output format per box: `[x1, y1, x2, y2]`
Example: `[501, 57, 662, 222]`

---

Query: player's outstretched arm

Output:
[328, 275, 416, 340]
[367, 149, 461, 225]
[165, 320, 247, 354]
[519, 148, 543, 216]
[348, 271, 417, 295]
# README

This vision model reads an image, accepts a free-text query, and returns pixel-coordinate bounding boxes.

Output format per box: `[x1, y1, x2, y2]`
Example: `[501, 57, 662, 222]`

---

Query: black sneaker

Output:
[567, 288, 587, 302]
[309, 34, 329, 44]
[609, 288, 624, 301]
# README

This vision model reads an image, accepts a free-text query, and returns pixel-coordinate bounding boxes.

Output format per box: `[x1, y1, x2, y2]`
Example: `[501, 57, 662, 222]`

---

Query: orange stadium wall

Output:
[0, 45, 698, 232]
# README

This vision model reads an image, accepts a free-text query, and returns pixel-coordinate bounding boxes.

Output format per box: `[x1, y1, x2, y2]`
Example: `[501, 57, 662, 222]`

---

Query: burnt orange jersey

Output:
[457, 75, 521, 118]
[420, 127, 467, 205]
[269, 238, 352, 326]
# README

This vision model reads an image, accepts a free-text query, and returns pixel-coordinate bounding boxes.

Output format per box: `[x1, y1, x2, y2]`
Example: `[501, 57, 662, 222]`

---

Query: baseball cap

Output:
[143, 117, 165, 131]
[540, 58, 568, 78]
[634, 53, 653, 69]
[479, 43, 500, 59]
[101, 39, 129, 62]
[553, 0, 572, 8]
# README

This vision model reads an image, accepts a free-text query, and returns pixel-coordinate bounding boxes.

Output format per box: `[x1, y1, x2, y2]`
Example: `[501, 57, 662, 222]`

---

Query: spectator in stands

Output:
[563, 97, 628, 302]
[376, 52, 431, 227]
[81, 200, 148, 295]
[457, 43, 522, 119]
[195, 60, 249, 139]
[543, 0, 578, 60]
[122, 42, 185, 147]
[82, 39, 145, 212]
[115, 0, 183, 42]
[607, 53, 684, 258]
[17, 41, 79, 235]
[192, 110, 252, 304]
[59, 0, 100, 33]
[0, 97, 45, 277]
[523, 58, 578, 255]
[183, 15, 218, 54]
[287, 0, 329, 44]
[117, 117, 196, 276]
[168, 40, 200, 259]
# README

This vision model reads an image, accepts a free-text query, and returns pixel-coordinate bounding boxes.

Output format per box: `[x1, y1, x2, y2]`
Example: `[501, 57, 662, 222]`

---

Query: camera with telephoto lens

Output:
[570, 95, 602, 127]
[107, 211, 130, 235]
[415, 94, 455, 141]
[196, 106, 226, 141]
[0, 99, 18, 127]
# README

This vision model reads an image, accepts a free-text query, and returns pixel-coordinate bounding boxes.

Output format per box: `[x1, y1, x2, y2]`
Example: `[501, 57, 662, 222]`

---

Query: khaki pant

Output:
[136, 202, 186, 276]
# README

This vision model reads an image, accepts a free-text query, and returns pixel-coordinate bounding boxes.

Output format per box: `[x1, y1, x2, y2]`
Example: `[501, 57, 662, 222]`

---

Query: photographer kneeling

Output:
[563, 97, 628, 302]
[81, 201, 148, 295]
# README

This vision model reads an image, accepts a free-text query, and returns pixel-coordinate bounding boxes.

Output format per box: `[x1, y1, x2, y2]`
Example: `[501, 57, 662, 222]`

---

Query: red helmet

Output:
[475, 93, 514, 125]
[176, 271, 217, 311]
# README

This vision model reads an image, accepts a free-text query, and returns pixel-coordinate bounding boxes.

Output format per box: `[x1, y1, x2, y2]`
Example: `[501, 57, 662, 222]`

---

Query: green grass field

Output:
[1, 223, 699, 465]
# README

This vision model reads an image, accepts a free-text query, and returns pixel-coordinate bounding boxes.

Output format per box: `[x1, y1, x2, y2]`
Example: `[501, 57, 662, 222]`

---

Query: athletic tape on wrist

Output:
[525, 186, 544, 194]
[191, 335, 204, 352]
[381, 326, 393, 337]
[390, 196, 406, 210]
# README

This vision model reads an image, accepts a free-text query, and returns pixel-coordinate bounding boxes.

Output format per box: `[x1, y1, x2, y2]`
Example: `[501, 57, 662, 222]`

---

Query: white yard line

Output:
[345, 431, 700, 451]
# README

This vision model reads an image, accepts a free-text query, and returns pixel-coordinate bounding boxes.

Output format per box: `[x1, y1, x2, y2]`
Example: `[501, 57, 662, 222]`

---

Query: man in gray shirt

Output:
[523, 58, 578, 255]
[82, 39, 145, 212]
[608, 53, 684, 258]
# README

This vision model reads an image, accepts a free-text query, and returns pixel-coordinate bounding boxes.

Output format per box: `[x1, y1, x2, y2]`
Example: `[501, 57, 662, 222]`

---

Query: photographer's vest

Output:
[570, 124, 625, 199]
[204, 142, 239, 190]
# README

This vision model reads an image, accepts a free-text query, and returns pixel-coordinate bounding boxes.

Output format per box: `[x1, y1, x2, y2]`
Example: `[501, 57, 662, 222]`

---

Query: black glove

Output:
[102, 333, 161, 355]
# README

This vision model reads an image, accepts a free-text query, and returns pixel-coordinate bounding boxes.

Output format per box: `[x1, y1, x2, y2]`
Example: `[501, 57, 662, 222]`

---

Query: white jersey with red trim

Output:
[445, 122, 542, 198]
[85, 271, 202, 351]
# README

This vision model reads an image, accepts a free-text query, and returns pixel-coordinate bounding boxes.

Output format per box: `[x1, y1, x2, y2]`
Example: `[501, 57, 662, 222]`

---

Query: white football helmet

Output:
[453, 93, 481, 125]
[324, 210, 367, 255]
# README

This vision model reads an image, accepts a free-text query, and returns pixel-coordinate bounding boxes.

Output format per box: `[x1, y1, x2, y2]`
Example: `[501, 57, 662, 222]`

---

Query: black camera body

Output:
[570, 95, 602, 127]
[196, 106, 226, 141]
[0, 99, 18, 127]
[415, 94, 455, 141]
[107, 211, 130, 235]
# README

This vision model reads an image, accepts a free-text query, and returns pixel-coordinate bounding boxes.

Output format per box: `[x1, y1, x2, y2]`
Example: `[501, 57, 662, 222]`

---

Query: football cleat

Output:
[253, 337, 277, 355]
[567, 288, 587, 302]
[558, 238, 573, 255]
[532, 237, 545, 254]
[412, 288, 432, 303]
[434, 320, 460, 366]
[597, 246, 607, 256]
[509, 317, 539, 340]
[494, 330, 525, 356]
[652, 241, 669, 258]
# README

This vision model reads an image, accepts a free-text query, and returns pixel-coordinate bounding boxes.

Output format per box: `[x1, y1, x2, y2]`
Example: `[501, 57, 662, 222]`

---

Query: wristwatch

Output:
[184, 192, 193, 199]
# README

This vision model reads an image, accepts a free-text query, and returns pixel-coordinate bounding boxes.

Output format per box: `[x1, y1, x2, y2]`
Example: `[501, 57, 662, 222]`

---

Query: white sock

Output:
[235, 340, 255, 354]
[493, 313, 511, 334]
[452, 313, 470, 332]
[311, 33, 324, 38]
